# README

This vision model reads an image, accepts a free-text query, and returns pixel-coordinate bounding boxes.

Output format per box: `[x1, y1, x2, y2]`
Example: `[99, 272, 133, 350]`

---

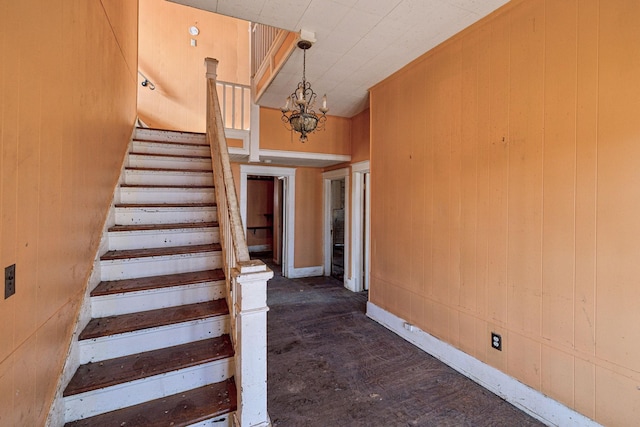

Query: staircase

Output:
[62, 128, 237, 426]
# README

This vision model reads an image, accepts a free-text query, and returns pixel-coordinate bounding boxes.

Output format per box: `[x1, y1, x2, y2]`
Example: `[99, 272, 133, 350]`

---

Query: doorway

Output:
[351, 161, 371, 292]
[323, 168, 349, 285]
[240, 165, 296, 277]
[330, 178, 346, 280]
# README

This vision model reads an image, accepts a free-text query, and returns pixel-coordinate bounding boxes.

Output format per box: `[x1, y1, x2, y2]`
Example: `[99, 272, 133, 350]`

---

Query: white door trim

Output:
[350, 161, 370, 292]
[240, 165, 296, 277]
[323, 168, 350, 287]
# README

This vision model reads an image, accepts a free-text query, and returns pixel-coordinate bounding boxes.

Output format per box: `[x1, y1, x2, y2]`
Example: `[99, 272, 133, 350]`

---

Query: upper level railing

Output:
[205, 57, 273, 427]
[216, 80, 251, 131]
[251, 23, 298, 103]
[251, 23, 280, 77]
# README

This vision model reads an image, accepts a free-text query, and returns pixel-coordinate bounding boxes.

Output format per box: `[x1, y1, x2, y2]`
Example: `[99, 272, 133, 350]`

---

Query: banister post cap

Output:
[205, 57, 219, 80]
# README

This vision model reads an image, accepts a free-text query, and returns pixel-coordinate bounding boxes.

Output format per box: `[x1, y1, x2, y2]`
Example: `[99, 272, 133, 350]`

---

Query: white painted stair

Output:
[62, 129, 237, 427]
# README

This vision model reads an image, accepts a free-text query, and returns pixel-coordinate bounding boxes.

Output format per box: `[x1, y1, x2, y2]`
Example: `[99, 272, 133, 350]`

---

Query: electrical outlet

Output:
[5, 264, 16, 299]
[491, 332, 502, 351]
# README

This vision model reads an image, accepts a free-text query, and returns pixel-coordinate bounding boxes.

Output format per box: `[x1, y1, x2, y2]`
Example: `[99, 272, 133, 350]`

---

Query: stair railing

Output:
[216, 80, 251, 131]
[205, 57, 273, 427]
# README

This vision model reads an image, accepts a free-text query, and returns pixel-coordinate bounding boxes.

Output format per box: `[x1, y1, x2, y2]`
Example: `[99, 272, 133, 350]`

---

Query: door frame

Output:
[240, 165, 296, 277]
[323, 168, 350, 286]
[350, 161, 370, 292]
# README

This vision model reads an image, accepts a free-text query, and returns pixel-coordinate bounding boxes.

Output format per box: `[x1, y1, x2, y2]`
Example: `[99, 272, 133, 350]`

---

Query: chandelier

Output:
[281, 40, 328, 142]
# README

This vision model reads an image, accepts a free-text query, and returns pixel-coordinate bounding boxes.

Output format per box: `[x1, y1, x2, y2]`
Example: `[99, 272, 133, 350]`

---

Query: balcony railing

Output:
[216, 80, 251, 131]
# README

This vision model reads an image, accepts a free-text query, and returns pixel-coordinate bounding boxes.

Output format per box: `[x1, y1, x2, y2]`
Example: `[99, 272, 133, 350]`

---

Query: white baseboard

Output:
[366, 302, 601, 427]
[344, 277, 357, 292]
[287, 266, 323, 279]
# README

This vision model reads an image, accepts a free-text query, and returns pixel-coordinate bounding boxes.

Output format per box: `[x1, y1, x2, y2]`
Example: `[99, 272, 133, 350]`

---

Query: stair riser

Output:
[129, 154, 212, 170]
[108, 228, 219, 250]
[124, 170, 214, 186]
[79, 315, 230, 364]
[190, 414, 234, 427]
[115, 206, 217, 225]
[132, 141, 210, 157]
[100, 252, 222, 281]
[65, 409, 235, 427]
[134, 129, 206, 144]
[91, 281, 226, 317]
[64, 358, 234, 422]
[119, 187, 215, 204]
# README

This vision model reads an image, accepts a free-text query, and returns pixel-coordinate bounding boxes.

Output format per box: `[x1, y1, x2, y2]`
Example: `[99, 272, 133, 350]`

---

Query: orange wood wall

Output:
[0, 0, 138, 424]
[370, 0, 640, 424]
[138, 0, 250, 132]
[260, 107, 351, 155]
[350, 108, 370, 163]
[294, 167, 323, 267]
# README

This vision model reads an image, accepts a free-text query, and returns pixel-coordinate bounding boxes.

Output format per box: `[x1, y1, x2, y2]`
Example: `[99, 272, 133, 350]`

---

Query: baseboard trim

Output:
[366, 302, 601, 427]
[287, 266, 323, 278]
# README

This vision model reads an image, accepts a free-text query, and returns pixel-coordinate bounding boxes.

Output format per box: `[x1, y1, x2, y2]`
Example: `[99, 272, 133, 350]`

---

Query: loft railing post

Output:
[205, 57, 273, 427]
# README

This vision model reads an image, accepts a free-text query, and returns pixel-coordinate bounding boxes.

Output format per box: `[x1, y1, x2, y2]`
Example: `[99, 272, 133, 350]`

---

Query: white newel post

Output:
[233, 261, 273, 427]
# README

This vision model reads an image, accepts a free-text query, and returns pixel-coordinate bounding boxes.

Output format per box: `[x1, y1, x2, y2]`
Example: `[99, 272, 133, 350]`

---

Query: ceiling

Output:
[170, 0, 509, 118]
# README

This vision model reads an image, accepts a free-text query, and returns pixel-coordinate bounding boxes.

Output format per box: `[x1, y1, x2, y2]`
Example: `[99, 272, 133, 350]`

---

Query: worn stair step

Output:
[101, 243, 221, 261]
[134, 128, 206, 145]
[64, 339, 234, 422]
[92, 269, 226, 297]
[64, 379, 236, 427]
[115, 202, 217, 225]
[107, 222, 219, 250]
[65, 335, 233, 396]
[100, 243, 223, 280]
[91, 269, 226, 317]
[124, 167, 214, 186]
[119, 184, 215, 204]
[80, 299, 228, 340]
[78, 300, 230, 363]
[128, 152, 212, 170]
[132, 140, 210, 157]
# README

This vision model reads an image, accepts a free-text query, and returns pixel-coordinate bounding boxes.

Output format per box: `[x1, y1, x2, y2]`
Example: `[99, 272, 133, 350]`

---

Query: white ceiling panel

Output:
[168, 0, 510, 117]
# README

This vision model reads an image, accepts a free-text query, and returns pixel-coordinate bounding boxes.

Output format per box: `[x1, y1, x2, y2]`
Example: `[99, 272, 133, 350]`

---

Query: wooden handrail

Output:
[205, 57, 272, 427]
[205, 60, 250, 263]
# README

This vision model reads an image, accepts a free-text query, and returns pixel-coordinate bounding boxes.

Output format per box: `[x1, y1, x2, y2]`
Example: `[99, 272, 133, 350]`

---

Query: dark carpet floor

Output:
[264, 258, 546, 427]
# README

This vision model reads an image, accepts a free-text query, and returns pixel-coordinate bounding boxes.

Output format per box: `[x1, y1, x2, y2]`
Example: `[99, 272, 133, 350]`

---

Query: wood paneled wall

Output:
[370, 0, 640, 424]
[0, 0, 138, 424]
[260, 107, 352, 155]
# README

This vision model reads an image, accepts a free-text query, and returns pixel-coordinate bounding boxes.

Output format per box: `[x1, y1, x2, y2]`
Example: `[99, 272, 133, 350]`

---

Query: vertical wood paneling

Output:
[596, 0, 640, 375]
[431, 49, 452, 309]
[506, 0, 544, 337]
[542, 0, 578, 348]
[409, 65, 428, 297]
[487, 14, 510, 325]
[475, 26, 492, 322]
[460, 32, 479, 314]
[0, 1, 138, 424]
[15, 0, 43, 349]
[596, 0, 640, 372]
[0, 0, 19, 364]
[574, 0, 598, 357]
[448, 41, 463, 312]
[369, 0, 640, 423]
[423, 61, 436, 300]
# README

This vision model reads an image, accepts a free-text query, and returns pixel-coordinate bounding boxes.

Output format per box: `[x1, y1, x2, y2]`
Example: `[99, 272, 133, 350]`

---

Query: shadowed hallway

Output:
[264, 259, 545, 426]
